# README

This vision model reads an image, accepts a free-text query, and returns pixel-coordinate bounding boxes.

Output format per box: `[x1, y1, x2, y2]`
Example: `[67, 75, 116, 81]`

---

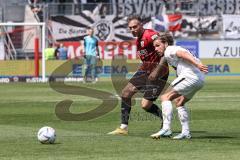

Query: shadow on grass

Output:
[129, 130, 237, 140]
[39, 142, 62, 145]
[190, 131, 207, 134]
[192, 135, 235, 139]
[171, 130, 207, 134]
[52, 142, 62, 145]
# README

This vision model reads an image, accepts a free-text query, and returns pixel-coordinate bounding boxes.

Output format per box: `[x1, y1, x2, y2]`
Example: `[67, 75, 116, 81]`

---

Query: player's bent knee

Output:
[176, 102, 183, 107]
[141, 99, 152, 109]
[121, 86, 136, 98]
[176, 97, 186, 107]
[160, 94, 168, 101]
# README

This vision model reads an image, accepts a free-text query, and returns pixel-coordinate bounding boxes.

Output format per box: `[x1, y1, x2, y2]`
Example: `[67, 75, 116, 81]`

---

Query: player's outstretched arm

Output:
[176, 51, 208, 73]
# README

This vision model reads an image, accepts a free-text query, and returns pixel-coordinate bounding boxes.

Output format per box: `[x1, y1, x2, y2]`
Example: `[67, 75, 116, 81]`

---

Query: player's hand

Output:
[197, 63, 208, 73]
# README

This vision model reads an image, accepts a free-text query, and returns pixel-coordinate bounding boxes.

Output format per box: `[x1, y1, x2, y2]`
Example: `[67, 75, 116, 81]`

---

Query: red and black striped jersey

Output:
[136, 29, 161, 73]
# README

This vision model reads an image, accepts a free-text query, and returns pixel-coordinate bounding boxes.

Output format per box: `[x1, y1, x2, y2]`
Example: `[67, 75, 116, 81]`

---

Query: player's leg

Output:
[150, 76, 185, 138]
[173, 96, 191, 139]
[141, 75, 169, 126]
[173, 80, 204, 139]
[107, 82, 138, 135]
[158, 76, 192, 134]
[150, 89, 182, 138]
[84, 55, 91, 82]
[141, 99, 162, 119]
[108, 71, 146, 135]
[90, 55, 97, 82]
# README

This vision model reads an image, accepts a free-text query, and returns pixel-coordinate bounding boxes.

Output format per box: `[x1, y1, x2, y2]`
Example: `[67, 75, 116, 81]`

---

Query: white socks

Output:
[177, 106, 190, 134]
[119, 104, 189, 134]
[161, 101, 173, 130]
[120, 124, 128, 130]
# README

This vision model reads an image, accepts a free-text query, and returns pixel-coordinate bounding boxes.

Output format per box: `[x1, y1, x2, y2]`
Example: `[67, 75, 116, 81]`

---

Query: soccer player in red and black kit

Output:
[108, 15, 169, 135]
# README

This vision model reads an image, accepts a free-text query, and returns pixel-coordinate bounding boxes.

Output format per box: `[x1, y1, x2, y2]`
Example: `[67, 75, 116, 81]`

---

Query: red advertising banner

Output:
[61, 41, 138, 60]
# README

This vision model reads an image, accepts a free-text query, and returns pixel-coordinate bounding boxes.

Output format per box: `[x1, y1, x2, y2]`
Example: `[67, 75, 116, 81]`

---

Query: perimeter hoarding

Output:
[199, 40, 240, 58]
[0, 58, 239, 82]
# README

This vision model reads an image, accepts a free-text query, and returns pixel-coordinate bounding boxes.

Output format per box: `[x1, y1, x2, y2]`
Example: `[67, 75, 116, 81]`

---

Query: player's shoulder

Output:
[144, 29, 158, 40]
[165, 46, 180, 57]
[144, 29, 158, 34]
[165, 46, 189, 57]
[166, 46, 185, 52]
[166, 46, 178, 51]
[83, 36, 89, 40]
[92, 36, 98, 42]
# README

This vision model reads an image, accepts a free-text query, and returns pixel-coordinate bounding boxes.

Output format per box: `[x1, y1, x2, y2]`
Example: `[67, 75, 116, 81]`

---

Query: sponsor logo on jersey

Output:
[138, 49, 148, 55]
[151, 34, 158, 40]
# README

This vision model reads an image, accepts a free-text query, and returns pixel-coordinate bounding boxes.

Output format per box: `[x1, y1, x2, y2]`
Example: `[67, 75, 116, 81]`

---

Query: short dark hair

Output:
[157, 32, 174, 45]
[127, 15, 142, 23]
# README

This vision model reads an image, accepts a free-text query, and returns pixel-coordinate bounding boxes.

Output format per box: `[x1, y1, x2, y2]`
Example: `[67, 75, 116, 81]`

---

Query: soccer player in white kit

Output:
[150, 32, 208, 139]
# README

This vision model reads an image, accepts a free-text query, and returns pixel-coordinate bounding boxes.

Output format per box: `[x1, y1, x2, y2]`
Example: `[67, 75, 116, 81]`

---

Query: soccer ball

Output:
[37, 126, 56, 144]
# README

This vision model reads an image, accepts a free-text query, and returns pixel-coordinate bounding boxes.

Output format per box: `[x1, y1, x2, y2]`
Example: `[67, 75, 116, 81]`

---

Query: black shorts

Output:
[129, 70, 169, 101]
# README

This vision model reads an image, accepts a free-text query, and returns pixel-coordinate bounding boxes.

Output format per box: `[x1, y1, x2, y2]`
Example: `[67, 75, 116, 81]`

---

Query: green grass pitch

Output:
[0, 78, 240, 160]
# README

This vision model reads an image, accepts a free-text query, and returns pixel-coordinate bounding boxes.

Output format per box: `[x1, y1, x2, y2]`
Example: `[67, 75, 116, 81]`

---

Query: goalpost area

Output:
[0, 22, 46, 82]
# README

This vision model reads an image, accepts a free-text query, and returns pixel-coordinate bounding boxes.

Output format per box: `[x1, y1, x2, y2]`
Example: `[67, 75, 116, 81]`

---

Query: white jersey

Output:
[165, 46, 204, 81]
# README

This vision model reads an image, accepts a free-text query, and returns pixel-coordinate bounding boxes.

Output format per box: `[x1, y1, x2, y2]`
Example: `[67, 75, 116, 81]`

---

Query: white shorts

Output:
[171, 75, 204, 99]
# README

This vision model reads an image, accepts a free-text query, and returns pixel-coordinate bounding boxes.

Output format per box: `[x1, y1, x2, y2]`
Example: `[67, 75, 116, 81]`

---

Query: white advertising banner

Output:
[199, 40, 240, 58]
[181, 15, 219, 33]
[50, 14, 133, 41]
[222, 14, 240, 39]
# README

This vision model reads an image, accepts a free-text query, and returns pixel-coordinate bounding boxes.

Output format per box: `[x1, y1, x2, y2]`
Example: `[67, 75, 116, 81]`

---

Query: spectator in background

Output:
[83, 27, 99, 83]
[56, 43, 68, 60]
[44, 44, 56, 60]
